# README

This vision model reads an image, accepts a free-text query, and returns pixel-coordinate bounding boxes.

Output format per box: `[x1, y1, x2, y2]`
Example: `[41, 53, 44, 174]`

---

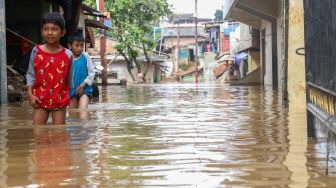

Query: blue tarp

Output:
[235, 52, 248, 65]
[223, 23, 239, 35]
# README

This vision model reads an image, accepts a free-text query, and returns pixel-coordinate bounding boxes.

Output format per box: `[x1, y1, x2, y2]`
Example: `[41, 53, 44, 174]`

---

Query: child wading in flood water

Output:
[67, 31, 95, 110]
[26, 12, 73, 125]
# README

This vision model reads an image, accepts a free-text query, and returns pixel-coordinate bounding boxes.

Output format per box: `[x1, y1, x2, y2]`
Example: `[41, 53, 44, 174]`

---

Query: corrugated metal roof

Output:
[81, 4, 106, 17]
[161, 27, 206, 37]
[85, 19, 108, 30]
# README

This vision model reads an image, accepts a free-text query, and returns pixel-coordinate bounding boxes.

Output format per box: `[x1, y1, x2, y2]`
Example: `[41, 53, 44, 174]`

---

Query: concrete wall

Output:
[237, 23, 253, 53]
[0, 0, 7, 104]
[164, 37, 198, 49]
[230, 25, 240, 54]
[283, 1, 308, 185]
[248, 51, 260, 73]
[277, 16, 284, 89]
[261, 20, 273, 86]
[104, 62, 156, 83]
[287, 0, 305, 105]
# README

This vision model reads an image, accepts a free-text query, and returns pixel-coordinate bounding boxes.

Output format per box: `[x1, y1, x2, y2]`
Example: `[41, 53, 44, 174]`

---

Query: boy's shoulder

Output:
[64, 48, 73, 58]
[82, 52, 92, 59]
[64, 48, 72, 55]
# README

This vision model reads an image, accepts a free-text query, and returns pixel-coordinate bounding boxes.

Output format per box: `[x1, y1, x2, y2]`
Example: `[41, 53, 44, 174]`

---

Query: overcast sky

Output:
[167, 0, 224, 19]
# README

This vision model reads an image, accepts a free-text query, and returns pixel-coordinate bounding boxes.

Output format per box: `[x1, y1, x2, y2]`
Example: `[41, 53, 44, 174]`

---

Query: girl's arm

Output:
[83, 52, 95, 86]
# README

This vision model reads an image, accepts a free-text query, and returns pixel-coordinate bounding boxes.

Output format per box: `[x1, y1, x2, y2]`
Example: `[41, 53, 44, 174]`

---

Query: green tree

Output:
[214, 9, 223, 21]
[84, 0, 171, 82]
[110, 0, 170, 82]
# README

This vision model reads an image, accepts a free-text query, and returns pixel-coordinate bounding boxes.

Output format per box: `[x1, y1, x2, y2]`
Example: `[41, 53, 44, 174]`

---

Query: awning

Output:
[223, 0, 280, 29]
[81, 4, 106, 18]
[85, 19, 108, 30]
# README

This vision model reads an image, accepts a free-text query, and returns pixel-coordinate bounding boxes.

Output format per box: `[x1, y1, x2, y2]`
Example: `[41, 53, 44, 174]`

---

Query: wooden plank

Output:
[213, 62, 229, 78]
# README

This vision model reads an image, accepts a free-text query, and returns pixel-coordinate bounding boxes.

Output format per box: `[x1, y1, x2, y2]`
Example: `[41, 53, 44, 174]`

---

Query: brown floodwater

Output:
[0, 83, 336, 187]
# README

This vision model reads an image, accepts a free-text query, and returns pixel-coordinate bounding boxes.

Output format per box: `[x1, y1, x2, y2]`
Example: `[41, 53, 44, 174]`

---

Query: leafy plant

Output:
[84, 0, 171, 82]
[179, 64, 189, 71]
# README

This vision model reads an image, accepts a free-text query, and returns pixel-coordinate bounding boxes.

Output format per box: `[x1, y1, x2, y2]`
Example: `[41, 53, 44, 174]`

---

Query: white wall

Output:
[230, 25, 240, 54]
[108, 62, 155, 83]
[237, 23, 254, 53]
[261, 20, 273, 86]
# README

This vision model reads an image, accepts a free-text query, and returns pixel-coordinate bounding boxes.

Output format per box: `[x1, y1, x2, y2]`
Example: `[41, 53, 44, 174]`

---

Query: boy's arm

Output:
[26, 47, 37, 87]
[27, 85, 41, 107]
[26, 47, 41, 107]
[83, 52, 95, 86]
[67, 54, 74, 88]
[65, 49, 74, 88]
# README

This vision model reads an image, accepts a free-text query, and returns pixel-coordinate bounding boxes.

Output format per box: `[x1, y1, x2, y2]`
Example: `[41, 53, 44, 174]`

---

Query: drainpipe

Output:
[177, 20, 180, 73]
[283, 0, 289, 106]
[194, 0, 199, 83]
[0, 0, 7, 104]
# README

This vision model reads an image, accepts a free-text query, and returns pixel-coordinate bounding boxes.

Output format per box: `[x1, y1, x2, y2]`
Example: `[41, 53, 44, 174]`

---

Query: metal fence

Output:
[304, 0, 336, 92]
[304, 0, 336, 137]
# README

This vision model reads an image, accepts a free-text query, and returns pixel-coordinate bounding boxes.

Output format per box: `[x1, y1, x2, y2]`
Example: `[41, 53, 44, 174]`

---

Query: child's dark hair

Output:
[68, 30, 85, 44]
[41, 12, 65, 30]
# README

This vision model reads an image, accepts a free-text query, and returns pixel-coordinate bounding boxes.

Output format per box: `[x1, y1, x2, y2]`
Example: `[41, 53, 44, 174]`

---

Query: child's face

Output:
[69, 41, 84, 57]
[41, 23, 65, 45]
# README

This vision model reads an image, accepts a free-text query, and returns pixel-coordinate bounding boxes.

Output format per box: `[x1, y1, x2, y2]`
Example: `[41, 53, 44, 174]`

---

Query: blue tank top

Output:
[70, 53, 93, 97]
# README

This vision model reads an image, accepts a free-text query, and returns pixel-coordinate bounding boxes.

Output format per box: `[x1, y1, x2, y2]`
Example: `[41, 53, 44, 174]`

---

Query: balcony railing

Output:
[308, 82, 336, 116]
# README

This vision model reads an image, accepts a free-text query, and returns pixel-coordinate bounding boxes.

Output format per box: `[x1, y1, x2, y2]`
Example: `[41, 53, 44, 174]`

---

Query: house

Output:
[159, 13, 211, 73]
[223, 1, 284, 87]
[88, 36, 173, 84]
[230, 22, 261, 84]
[90, 54, 168, 84]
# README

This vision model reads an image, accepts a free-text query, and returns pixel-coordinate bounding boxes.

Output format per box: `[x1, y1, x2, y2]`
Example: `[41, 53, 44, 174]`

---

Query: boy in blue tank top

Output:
[68, 31, 95, 109]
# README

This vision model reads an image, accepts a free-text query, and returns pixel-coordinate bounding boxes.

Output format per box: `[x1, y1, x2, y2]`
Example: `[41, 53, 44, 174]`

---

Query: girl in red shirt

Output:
[26, 12, 73, 125]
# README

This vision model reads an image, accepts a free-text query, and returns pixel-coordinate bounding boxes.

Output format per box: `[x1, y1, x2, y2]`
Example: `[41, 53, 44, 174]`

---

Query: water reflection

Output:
[29, 126, 72, 187]
[0, 83, 335, 187]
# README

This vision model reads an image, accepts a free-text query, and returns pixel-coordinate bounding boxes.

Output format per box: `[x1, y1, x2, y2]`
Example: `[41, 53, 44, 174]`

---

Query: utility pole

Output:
[99, 0, 107, 86]
[0, 0, 7, 104]
[194, 0, 199, 83]
[176, 19, 180, 73]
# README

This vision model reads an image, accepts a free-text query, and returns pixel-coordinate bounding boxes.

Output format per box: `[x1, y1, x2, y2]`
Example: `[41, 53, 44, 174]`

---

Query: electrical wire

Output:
[6, 28, 37, 45]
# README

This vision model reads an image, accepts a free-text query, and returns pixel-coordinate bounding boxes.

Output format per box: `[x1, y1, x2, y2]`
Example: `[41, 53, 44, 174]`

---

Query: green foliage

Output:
[109, 0, 171, 80]
[179, 64, 188, 71]
[83, 0, 95, 8]
[83, 0, 171, 80]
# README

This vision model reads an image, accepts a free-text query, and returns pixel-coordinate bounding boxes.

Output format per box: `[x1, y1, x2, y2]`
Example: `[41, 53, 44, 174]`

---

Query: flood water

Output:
[0, 83, 336, 187]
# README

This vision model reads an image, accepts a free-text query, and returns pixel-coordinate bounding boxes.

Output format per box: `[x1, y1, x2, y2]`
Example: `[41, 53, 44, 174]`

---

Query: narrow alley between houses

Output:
[0, 84, 335, 187]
